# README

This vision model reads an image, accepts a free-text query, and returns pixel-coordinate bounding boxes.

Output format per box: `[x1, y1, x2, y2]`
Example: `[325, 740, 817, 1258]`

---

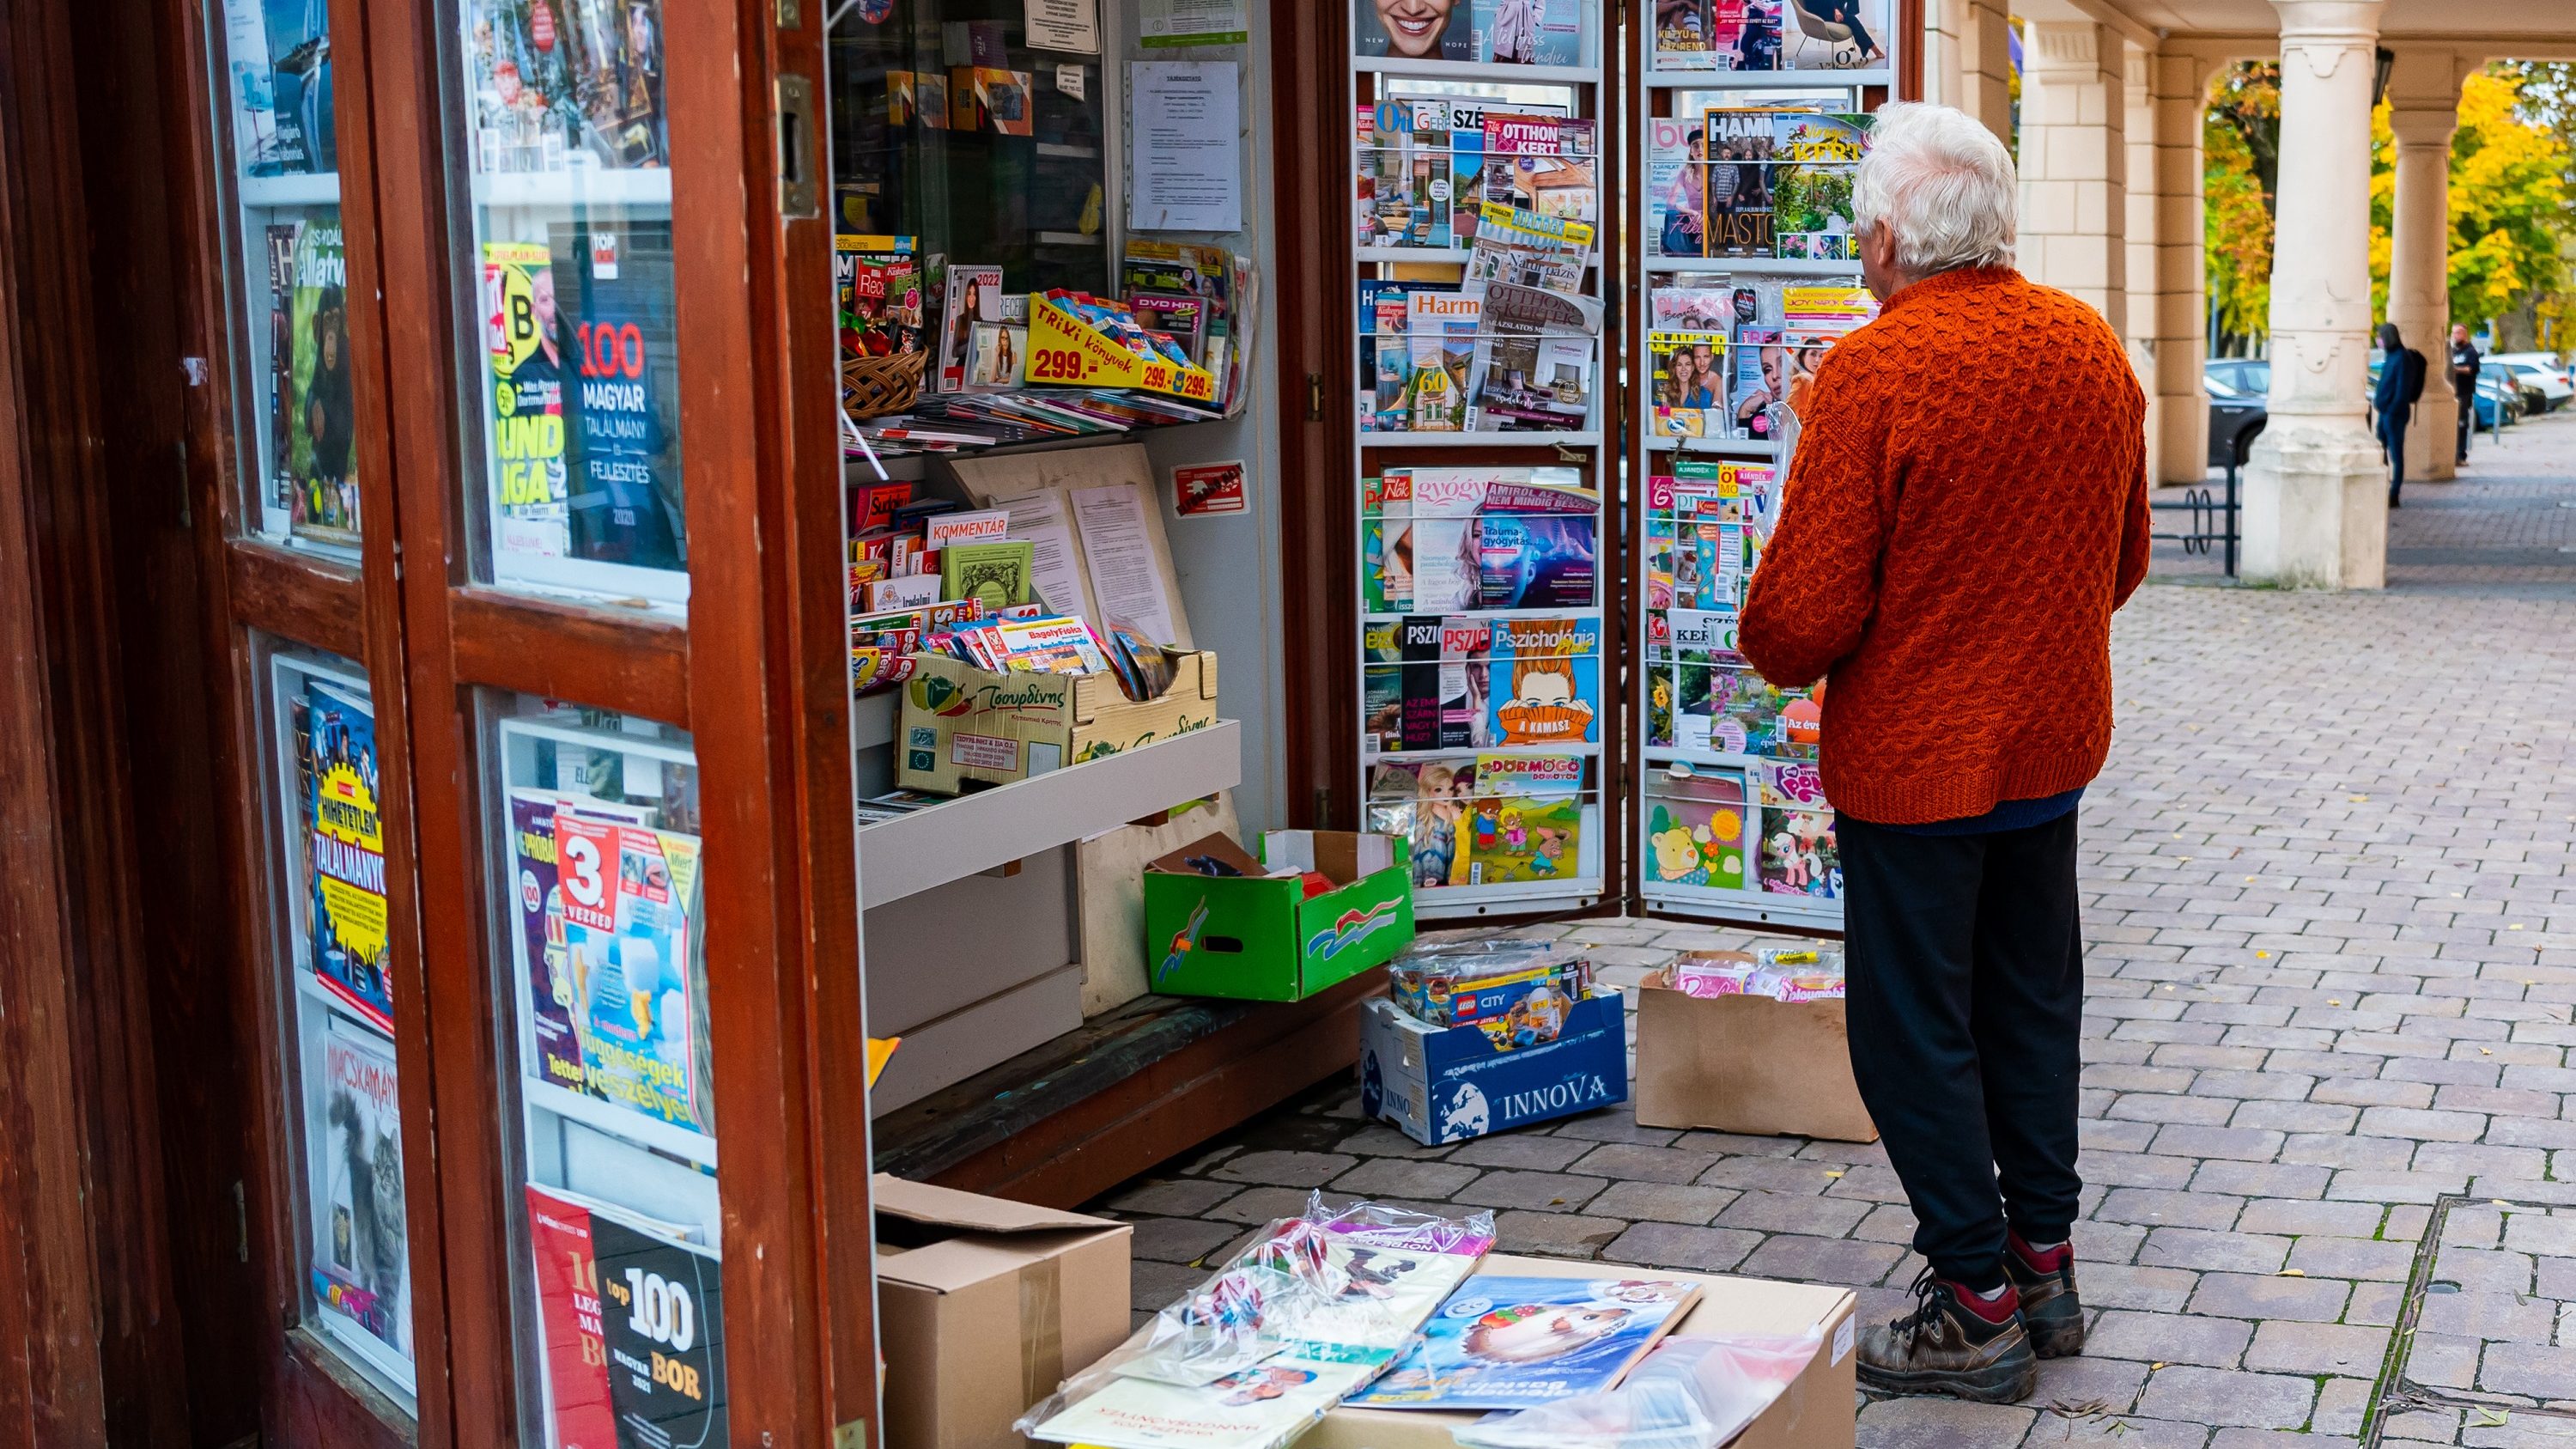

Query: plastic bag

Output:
[1016, 1194, 1496, 1449]
[1451, 1329, 1826, 1449]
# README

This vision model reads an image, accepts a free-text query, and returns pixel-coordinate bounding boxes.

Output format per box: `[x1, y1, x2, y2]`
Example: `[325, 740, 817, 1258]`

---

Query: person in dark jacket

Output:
[2451, 325, 2481, 464]
[2374, 322, 2427, 507]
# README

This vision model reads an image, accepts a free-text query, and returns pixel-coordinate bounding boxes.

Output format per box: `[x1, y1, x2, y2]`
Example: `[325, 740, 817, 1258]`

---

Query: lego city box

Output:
[1304, 1254, 1859, 1449]
[1634, 958, 1879, 1143]
[1358, 988, 1627, 1148]
[872, 1175, 1132, 1449]
[1143, 830, 1416, 1002]
[896, 647, 1217, 793]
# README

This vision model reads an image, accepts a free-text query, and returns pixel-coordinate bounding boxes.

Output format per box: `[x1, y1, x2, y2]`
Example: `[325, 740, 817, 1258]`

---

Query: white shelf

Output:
[1355, 248, 1605, 269]
[1036, 230, 1106, 247]
[1359, 430, 1601, 448]
[237, 172, 342, 209]
[1416, 878, 1605, 919]
[1646, 435, 1779, 457]
[856, 721, 1241, 910]
[1650, 256, 1862, 276]
[473, 167, 672, 210]
[1356, 55, 1601, 86]
[1366, 743, 1603, 763]
[854, 690, 899, 752]
[1639, 886, 1845, 931]
[1036, 143, 1099, 159]
[524, 1074, 720, 1170]
[1364, 606, 1603, 624]
[1647, 66, 1893, 90]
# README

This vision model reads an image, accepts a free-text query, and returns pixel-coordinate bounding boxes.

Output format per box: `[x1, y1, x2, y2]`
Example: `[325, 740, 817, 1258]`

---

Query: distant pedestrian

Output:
[1740, 101, 2148, 1406]
[2451, 324, 2481, 463]
[2375, 321, 2427, 507]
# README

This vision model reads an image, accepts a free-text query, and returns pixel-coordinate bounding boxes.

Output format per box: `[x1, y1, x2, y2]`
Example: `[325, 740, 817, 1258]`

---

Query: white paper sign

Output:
[1127, 61, 1242, 234]
[1139, 0, 1248, 46]
[1072, 483, 1181, 645]
[1054, 63, 1086, 101]
[999, 490, 1092, 620]
[1024, 0, 1099, 53]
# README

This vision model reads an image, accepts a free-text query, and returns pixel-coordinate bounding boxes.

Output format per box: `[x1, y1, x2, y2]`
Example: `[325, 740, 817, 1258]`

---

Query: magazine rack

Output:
[1626, 12, 1899, 933]
[1347, 10, 1617, 921]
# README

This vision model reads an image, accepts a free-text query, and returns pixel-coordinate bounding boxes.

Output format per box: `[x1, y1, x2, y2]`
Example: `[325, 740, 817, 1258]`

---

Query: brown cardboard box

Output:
[1304, 1253, 1858, 1449]
[872, 1175, 1133, 1448]
[1635, 960, 1880, 1143]
[897, 648, 1218, 794]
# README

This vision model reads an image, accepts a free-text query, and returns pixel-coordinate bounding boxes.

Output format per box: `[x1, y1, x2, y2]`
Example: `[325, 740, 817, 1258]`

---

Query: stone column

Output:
[2018, 21, 2129, 336]
[2148, 51, 2217, 483]
[2124, 45, 2162, 485]
[1924, 0, 2015, 150]
[2384, 50, 2467, 483]
[2242, 0, 2385, 589]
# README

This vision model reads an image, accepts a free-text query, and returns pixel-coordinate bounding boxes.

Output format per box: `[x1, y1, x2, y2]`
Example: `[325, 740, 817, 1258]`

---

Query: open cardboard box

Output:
[897, 647, 1218, 794]
[872, 1175, 1132, 1449]
[1634, 956, 1878, 1143]
[1143, 830, 1414, 1001]
[1303, 1253, 1858, 1449]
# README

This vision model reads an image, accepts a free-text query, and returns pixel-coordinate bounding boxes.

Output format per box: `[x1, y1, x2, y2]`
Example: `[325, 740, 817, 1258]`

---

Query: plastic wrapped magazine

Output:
[1452, 1330, 1825, 1449]
[1018, 1195, 1496, 1449]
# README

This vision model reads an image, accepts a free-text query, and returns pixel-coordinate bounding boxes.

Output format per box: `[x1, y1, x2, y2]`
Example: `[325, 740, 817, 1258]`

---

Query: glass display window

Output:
[261, 643, 415, 1409]
[441, 0, 691, 610]
[476, 697, 726, 1448]
[210, 0, 364, 557]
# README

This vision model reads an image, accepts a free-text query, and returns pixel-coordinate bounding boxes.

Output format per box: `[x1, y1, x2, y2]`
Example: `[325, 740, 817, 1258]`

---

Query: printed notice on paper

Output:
[999, 490, 1092, 621]
[1139, 0, 1248, 45]
[1023, 0, 1100, 52]
[1072, 483, 1181, 646]
[1127, 61, 1242, 233]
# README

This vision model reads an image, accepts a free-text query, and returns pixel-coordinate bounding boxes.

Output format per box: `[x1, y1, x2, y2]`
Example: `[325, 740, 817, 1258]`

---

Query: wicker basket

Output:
[843, 349, 927, 419]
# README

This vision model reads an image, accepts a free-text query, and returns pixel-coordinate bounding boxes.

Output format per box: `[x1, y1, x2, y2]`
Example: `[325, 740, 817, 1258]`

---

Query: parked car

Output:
[2202, 369, 2266, 468]
[2485, 351, 2569, 392]
[2490, 360, 2571, 411]
[2205, 358, 2271, 399]
[2477, 373, 2520, 428]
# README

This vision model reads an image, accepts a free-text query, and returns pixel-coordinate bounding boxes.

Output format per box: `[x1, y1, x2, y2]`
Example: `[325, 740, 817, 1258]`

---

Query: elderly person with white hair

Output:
[1740, 102, 2149, 1404]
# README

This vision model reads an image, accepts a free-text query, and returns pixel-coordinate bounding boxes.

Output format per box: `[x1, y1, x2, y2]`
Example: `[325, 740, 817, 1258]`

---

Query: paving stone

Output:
[1122, 1215, 1245, 1264]
[1597, 1221, 1761, 1274]
[1445, 1134, 1595, 1171]
[1715, 1189, 1870, 1236]
[2189, 1160, 2333, 1198]
[2285, 1234, 2417, 1282]
[2241, 1319, 2391, 1376]
[1853, 1396, 2036, 1446]
[2133, 1366, 2318, 1429]
[1454, 1170, 1607, 1213]
[1549, 1111, 1680, 1146]
[1334, 1124, 1458, 1160]
[1210, 1150, 1358, 1187]
[2085, 1309, 2254, 1367]
[2357, 1106, 2493, 1142]
[1488, 1210, 1627, 1260]
[2235, 1198, 2388, 1237]
[2415, 1288, 2558, 1343]
[1103, 1177, 1244, 1217]
[2138, 1227, 2292, 1273]
[1738, 1233, 1905, 1287]
[2185, 1270, 2352, 1323]
[1582, 1180, 1739, 1225]
[2475, 1340, 2576, 1399]
[1131, 1259, 1206, 1315]
[1327, 1158, 1480, 1199]
[2097, 1187, 2244, 1231]
[1565, 1142, 1722, 1184]
[2022, 1413, 2209, 1448]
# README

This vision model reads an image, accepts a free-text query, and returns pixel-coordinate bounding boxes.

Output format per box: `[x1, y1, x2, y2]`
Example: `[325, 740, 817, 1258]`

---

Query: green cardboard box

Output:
[1144, 831, 1416, 1002]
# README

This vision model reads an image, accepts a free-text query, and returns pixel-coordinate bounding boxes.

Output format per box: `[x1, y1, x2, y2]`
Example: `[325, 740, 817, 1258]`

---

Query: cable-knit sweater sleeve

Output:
[1738, 363, 1890, 690]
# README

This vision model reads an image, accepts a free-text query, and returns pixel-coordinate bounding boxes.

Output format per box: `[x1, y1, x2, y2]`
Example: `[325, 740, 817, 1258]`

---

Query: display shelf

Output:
[1641, 746, 1804, 769]
[855, 720, 1240, 910]
[1416, 879, 1605, 919]
[472, 167, 674, 210]
[1649, 255, 1863, 276]
[523, 1074, 720, 1170]
[1354, 55, 1601, 86]
[1036, 143, 1099, 159]
[1364, 606, 1603, 624]
[1358, 429, 1602, 449]
[1356, 247, 1606, 269]
[1646, 435, 1781, 458]
[1647, 66, 1893, 90]
[1035, 230, 1106, 247]
[237, 172, 342, 209]
[1638, 887, 1844, 931]
[853, 689, 898, 751]
[1365, 742, 1603, 763]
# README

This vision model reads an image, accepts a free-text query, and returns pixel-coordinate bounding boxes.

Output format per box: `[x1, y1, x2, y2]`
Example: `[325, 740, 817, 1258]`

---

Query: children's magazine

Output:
[1462, 753, 1584, 884]
[1351, 1275, 1699, 1409]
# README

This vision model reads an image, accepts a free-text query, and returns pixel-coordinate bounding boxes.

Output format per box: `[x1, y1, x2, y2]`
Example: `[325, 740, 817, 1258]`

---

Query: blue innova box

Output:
[1358, 989, 1629, 1147]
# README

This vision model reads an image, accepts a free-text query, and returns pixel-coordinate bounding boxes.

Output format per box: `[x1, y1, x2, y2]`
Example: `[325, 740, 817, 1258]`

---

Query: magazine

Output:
[551, 219, 683, 569]
[1353, 0, 1585, 66]
[1368, 758, 1484, 889]
[1403, 289, 1480, 432]
[264, 224, 299, 511]
[1465, 282, 1598, 432]
[1730, 326, 1789, 441]
[933, 265, 1000, 394]
[1703, 110, 1872, 259]
[485, 240, 572, 558]
[1466, 204, 1594, 295]
[1645, 774, 1753, 890]
[1368, 467, 1597, 614]
[526, 1184, 728, 1449]
[1760, 804, 1842, 898]
[1462, 754, 1586, 884]
[556, 813, 713, 1134]
[284, 215, 359, 546]
[233, 0, 334, 175]
[1358, 98, 1455, 249]
[1481, 114, 1597, 223]
[1352, 1275, 1698, 1408]
[1702, 109, 1783, 256]
[303, 680, 391, 1029]
[1487, 618, 1600, 748]
[1648, 118, 1706, 258]
[1359, 280, 1457, 429]
[309, 1016, 411, 1370]
[1648, 330, 1727, 440]
[1477, 512, 1596, 609]
[1659, 0, 1884, 70]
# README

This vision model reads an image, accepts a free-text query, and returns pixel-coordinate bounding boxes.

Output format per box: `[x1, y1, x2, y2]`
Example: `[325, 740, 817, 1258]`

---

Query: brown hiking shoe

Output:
[1856, 1269, 2038, 1403]
[2004, 1232, 2085, 1358]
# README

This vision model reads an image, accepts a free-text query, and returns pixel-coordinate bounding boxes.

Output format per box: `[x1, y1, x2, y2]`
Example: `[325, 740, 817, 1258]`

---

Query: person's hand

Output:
[1784, 368, 1813, 420]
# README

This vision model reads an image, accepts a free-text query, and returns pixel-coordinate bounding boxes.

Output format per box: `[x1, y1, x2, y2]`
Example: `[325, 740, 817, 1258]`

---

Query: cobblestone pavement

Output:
[1088, 413, 2576, 1446]
[2154, 408, 2576, 588]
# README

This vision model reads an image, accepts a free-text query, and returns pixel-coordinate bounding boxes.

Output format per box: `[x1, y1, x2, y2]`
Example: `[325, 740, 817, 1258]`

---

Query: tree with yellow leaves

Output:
[2369, 66, 2572, 336]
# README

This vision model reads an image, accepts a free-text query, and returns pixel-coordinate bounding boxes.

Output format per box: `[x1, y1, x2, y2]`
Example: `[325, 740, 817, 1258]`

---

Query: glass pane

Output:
[481, 699, 726, 1446]
[210, 0, 364, 555]
[264, 642, 416, 1409]
[447, 0, 690, 609]
[825, 2, 1111, 296]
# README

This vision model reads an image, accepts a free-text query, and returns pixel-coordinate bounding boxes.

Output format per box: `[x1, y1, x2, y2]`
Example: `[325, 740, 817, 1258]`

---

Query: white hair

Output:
[1852, 101, 2018, 275]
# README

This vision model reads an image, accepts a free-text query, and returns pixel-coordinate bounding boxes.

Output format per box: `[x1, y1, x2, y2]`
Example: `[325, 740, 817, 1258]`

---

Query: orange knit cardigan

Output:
[1738, 266, 2150, 825]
